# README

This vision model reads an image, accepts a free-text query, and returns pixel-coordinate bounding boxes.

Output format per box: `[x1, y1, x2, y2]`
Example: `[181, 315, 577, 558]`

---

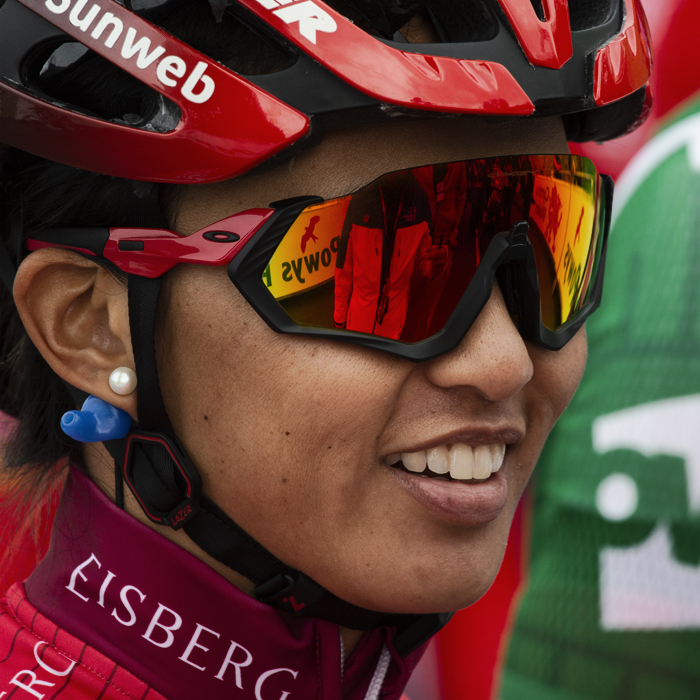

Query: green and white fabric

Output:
[501, 98, 700, 700]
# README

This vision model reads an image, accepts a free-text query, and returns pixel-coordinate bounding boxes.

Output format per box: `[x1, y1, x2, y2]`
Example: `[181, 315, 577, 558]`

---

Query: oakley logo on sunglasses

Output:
[43, 0, 216, 103]
[254, 0, 337, 44]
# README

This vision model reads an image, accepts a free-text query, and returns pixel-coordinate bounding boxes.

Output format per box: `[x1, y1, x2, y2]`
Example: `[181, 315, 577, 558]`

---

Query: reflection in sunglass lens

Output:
[262, 155, 604, 342]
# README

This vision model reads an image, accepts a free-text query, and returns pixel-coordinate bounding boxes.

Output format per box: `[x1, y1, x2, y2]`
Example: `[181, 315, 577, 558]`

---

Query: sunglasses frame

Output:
[229, 175, 612, 362]
[26, 165, 612, 363]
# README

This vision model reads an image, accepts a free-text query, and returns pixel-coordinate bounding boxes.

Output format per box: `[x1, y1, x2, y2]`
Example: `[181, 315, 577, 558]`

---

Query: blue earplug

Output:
[61, 395, 132, 443]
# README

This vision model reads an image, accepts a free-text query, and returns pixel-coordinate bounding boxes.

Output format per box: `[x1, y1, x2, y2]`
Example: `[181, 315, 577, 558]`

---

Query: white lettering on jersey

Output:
[594, 395, 700, 513]
[112, 584, 146, 626]
[47, 552, 306, 695]
[255, 668, 298, 700]
[97, 570, 116, 607]
[142, 603, 183, 647]
[6, 642, 76, 700]
[33, 642, 77, 677]
[66, 553, 101, 602]
[9, 671, 54, 700]
[179, 624, 221, 671]
[214, 641, 253, 687]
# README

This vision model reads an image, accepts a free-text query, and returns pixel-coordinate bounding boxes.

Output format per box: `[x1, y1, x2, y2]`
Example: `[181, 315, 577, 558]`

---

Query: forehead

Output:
[174, 116, 567, 234]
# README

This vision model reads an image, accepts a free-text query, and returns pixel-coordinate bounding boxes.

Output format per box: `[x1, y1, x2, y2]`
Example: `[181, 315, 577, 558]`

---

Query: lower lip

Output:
[387, 466, 508, 526]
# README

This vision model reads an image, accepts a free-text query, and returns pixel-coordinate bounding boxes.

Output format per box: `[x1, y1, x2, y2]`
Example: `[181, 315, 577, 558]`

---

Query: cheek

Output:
[516, 327, 588, 477]
[493, 329, 587, 559]
[155, 267, 590, 614]
[530, 326, 588, 423]
[157, 267, 410, 557]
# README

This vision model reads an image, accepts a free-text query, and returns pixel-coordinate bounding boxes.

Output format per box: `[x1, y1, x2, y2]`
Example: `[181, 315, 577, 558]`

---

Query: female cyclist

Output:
[0, 0, 651, 698]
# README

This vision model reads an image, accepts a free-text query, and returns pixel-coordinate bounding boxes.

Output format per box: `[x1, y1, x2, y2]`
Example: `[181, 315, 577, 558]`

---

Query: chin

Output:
[374, 581, 497, 616]
[330, 558, 504, 616]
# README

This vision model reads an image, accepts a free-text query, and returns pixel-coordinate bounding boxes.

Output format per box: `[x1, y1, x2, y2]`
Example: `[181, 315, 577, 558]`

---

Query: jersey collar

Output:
[26, 468, 424, 700]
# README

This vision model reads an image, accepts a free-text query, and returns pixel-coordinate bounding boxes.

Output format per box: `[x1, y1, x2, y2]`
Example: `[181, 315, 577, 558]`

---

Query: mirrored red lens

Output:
[527, 156, 604, 331]
[262, 155, 604, 342]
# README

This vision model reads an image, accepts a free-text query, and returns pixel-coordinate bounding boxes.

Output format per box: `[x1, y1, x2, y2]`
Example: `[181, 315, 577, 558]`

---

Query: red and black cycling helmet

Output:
[0, 0, 652, 183]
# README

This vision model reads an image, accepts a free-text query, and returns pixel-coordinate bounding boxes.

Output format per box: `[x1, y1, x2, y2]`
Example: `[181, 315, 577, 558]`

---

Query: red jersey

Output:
[0, 470, 422, 699]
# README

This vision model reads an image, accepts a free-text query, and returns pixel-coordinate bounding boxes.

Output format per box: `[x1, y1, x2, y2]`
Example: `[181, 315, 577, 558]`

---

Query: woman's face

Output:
[157, 117, 586, 614]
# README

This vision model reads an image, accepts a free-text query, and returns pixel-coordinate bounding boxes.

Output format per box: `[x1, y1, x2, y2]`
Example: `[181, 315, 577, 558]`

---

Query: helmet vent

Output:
[39, 44, 90, 82]
[568, 0, 615, 30]
[528, 0, 546, 21]
[334, 0, 431, 38]
[324, 0, 388, 37]
[134, 0, 290, 76]
[129, 0, 171, 9]
[429, 0, 498, 42]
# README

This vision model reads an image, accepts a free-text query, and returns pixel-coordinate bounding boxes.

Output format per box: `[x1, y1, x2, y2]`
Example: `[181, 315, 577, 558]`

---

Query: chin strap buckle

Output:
[254, 572, 325, 614]
[123, 430, 202, 530]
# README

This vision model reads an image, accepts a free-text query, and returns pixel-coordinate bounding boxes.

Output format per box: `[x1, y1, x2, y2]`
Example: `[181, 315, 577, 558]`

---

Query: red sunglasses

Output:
[28, 154, 612, 361]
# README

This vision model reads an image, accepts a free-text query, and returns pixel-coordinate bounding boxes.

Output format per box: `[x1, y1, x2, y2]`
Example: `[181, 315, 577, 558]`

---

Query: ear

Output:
[13, 248, 138, 419]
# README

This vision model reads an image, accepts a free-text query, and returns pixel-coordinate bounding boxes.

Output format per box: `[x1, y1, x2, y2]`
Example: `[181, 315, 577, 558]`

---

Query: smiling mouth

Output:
[385, 443, 506, 481]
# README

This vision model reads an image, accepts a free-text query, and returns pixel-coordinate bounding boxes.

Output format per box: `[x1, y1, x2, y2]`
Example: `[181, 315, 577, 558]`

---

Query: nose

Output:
[423, 281, 534, 401]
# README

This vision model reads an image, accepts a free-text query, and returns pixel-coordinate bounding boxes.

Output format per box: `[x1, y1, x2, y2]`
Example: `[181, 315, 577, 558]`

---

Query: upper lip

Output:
[383, 426, 524, 458]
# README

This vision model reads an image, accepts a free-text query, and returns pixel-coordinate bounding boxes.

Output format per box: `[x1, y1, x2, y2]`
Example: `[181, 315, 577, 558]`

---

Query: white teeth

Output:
[427, 446, 449, 474]
[473, 445, 492, 479]
[490, 443, 506, 471]
[402, 450, 427, 473]
[393, 443, 506, 481]
[449, 444, 474, 480]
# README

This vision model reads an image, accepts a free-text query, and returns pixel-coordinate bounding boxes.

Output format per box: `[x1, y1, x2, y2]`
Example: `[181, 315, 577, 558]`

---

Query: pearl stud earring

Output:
[109, 367, 137, 396]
